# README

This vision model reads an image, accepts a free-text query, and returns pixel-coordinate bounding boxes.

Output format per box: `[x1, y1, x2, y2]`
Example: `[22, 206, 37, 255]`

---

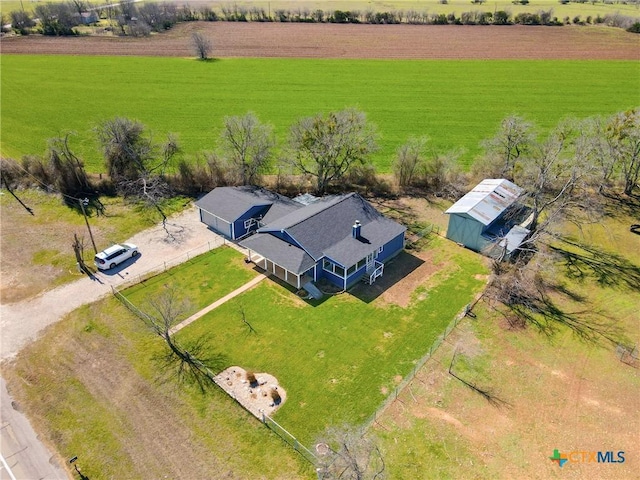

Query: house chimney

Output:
[352, 220, 361, 239]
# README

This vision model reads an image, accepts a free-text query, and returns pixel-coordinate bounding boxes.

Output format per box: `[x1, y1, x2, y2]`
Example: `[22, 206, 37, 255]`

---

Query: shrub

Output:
[270, 387, 281, 404]
[627, 22, 640, 33]
[246, 371, 258, 386]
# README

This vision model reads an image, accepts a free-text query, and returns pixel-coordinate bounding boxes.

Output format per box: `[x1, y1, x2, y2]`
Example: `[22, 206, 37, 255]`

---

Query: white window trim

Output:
[244, 218, 258, 229]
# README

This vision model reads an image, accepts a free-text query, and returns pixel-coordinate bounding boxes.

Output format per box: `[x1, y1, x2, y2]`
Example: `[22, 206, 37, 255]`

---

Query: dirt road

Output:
[0, 206, 217, 360]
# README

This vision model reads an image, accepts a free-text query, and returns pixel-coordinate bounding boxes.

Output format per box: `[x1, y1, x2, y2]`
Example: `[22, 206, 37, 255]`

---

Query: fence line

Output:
[110, 255, 318, 467]
[361, 302, 471, 431]
[112, 237, 226, 291]
[109, 232, 479, 467]
[262, 413, 319, 465]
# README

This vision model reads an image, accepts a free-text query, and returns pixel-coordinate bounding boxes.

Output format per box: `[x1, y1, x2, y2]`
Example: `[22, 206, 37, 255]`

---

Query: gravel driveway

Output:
[0, 206, 220, 360]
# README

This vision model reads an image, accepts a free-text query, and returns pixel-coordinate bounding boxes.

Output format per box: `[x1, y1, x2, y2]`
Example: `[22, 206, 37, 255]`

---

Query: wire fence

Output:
[262, 412, 319, 465]
[111, 237, 226, 291]
[361, 302, 472, 431]
[108, 230, 482, 468]
[109, 252, 319, 467]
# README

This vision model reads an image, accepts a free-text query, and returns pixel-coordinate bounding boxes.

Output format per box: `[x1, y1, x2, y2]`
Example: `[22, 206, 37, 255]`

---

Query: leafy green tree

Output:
[287, 108, 378, 194]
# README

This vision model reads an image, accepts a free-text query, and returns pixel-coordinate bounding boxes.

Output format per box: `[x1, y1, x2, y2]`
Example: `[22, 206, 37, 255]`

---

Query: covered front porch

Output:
[246, 252, 312, 290]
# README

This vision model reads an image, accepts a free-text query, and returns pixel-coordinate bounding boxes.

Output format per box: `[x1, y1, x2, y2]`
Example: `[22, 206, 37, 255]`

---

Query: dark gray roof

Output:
[323, 218, 405, 267]
[195, 186, 301, 223]
[242, 193, 406, 272]
[241, 233, 316, 274]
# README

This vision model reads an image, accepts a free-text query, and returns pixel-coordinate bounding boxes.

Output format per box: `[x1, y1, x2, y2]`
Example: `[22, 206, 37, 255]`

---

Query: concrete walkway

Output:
[169, 273, 268, 335]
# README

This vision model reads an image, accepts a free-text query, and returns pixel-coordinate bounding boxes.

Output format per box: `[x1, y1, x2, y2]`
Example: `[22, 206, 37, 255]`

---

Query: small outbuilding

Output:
[445, 179, 531, 259]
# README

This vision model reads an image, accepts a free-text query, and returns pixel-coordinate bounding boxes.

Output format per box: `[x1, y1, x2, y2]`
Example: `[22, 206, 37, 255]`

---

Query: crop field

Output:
[1, 54, 637, 172]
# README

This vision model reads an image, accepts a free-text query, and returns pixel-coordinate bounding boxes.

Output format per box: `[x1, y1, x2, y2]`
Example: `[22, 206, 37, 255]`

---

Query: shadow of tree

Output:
[152, 333, 228, 393]
[600, 190, 640, 220]
[448, 349, 511, 409]
[550, 237, 640, 291]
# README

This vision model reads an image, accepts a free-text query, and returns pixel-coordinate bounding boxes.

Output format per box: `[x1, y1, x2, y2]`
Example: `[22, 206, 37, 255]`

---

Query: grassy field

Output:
[3, 0, 640, 17]
[0, 189, 187, 303]
[1, 56, 637, 172]
[376, 203, 640, 479]
[172, 237, 488, 443]
[1, 294, 314, 479]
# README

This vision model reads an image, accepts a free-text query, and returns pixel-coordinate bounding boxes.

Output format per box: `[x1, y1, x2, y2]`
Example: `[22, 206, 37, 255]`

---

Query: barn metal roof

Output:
[445, 179, 524, 226]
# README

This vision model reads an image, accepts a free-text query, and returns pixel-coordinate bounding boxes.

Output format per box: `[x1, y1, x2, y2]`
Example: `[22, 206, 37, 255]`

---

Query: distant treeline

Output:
[4, 0, 640, 37]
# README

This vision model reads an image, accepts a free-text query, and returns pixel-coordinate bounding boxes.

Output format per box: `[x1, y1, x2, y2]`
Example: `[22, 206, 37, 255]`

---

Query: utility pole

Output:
[79, 198, 98, 254]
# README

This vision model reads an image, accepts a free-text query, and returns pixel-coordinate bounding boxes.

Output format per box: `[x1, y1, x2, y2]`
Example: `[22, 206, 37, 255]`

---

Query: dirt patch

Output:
[214, 366, 286, 419]
[379, 250, 441, 307]
[2, 23, 638, 59]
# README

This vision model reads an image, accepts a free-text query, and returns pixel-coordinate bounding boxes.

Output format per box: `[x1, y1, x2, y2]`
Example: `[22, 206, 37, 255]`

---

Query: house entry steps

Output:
[302, 281, 324, 300]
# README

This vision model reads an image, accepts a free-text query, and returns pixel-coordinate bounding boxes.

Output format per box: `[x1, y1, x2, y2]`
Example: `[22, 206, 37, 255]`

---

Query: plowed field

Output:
[2, 22, 639, 59]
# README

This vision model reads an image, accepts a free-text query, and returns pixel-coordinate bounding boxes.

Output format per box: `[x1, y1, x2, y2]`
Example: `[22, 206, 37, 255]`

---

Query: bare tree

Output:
[220, 112, 274, 185]
[142, 287, 225, 391]
[316, 424, 386, 480]
[96, 118, 180, 236]
[95, 117, 154, 182]
[191, 31, 212, 60]
[477, 115, 535, 181]
[287, 108, 378, 195]
[393, 136, 427, 187]
[515, 119, 599, 239]
[47, 134, 91, 199]
[10, 10, 35, 34]
[605, 108, 640, 196]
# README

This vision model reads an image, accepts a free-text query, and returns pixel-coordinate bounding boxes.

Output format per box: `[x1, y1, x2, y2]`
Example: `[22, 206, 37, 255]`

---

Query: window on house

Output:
[244, 218, 257, 229]
[323, 259, 346, 277]
[347, 265, 356, 276]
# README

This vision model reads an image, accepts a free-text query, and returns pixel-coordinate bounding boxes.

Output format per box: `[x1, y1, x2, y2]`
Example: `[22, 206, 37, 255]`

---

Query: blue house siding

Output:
[320, 268, 344, 288]
[345, 264, 368, 289]
[233, 205, 271, 239]
[375, 233, 405, 262]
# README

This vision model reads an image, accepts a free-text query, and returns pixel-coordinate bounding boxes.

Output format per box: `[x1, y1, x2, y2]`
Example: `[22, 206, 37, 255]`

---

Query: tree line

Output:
[5, 0, 639, 36]
[2, 107, 637, 207]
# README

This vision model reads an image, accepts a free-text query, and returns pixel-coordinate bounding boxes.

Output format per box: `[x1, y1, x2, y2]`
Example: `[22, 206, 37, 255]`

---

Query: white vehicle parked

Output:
[94, 243, 139, 270]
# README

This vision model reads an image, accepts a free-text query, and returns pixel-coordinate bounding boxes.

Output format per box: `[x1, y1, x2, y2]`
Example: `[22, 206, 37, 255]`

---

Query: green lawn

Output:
[124, 245, 259, 318]
[1, 56, 637, 172]
[174, 237, 488, 443]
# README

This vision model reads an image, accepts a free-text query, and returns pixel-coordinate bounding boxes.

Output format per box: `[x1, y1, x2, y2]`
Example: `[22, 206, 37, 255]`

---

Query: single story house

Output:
[445, 178, 531, 259]
[195, 187, 406, 291]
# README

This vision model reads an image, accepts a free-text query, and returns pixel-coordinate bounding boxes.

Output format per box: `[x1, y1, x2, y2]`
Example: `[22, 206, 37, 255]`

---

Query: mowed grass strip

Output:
[124, 245, 259, 318]
[1, 56, 637, 171]
[176, 237, 488, 444]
